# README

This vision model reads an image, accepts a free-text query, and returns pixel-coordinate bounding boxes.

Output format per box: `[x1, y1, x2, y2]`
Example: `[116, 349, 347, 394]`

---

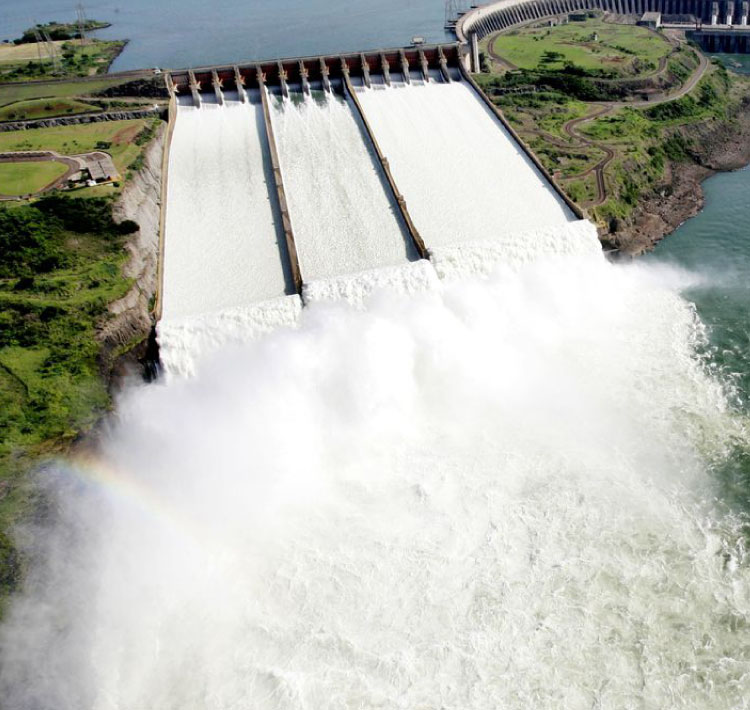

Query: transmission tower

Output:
[41, 29, 61, 73]
[76, 3, 87, 45]
[31, 26, 45, 64]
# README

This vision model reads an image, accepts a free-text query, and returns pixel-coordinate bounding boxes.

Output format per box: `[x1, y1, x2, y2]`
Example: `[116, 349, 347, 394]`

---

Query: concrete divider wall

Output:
[257, 84, 304, 295]
[153, 91, 177, 320]
[457, 61, 585, 220]
[341, 67, 429, 260]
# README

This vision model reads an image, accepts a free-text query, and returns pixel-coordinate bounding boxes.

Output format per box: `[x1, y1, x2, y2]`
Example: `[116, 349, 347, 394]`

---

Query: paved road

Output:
[0, 149, 116, 200]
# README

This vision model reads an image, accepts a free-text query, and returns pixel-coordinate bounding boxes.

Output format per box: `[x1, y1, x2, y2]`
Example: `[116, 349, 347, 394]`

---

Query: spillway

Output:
[355, 77, 576, 253]
[269, 88, 418, 282]
[161, 92, 293, 321]
[3, 57, 750, 710]
[159, 91, 301, 376]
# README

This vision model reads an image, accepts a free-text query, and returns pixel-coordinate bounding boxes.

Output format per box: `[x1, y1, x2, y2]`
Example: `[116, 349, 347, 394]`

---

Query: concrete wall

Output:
[168, 45, 464, 95]
[457, 0, 750, 41]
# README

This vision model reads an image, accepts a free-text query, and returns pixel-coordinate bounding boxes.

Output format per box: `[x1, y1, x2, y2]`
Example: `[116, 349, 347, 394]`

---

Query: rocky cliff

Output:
[98, 124, 164, 373]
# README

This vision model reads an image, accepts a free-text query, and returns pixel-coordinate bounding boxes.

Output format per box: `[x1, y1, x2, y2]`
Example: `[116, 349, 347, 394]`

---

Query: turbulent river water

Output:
[2, 75, 750, 708]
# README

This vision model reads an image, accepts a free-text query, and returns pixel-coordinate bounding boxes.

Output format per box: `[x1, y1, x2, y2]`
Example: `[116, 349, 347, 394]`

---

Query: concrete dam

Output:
[157, 45, 591, 374]
[457, 0, 750, 54]
[7, 32, 750, 710]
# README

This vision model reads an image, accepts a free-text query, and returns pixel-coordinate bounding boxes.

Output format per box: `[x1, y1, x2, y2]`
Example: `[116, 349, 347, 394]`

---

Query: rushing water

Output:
[0, 0, 451, 72]
[270, 88, 416, 282]
[356, 78, 576, 253]
[3, 47, 750, 710]
[3, 221, 750, 707]
[647, 166, 750, 514]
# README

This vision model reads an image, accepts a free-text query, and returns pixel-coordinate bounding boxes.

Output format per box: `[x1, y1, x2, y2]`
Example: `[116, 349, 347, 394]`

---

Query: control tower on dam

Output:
[157, 44, 590, 375]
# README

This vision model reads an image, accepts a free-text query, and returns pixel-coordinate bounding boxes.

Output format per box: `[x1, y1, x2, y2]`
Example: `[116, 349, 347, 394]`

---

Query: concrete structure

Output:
[157, 44, 583, 318]
[167, 46, 468, 102]
[638, 11, 663, 26]
[455, 0, 750, 52]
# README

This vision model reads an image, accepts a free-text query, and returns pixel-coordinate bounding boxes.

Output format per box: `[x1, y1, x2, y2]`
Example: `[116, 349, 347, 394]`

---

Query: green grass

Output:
[493, 19, 670, 76]
[562, 174, 598, 203]
[0, 76, 132, 109]
[0, 119, 149, 175]
[0, 97, 99, 122]
[0, 196, 139, 616]
[0, 40, 126, 82]
[0, 161, 69, 195]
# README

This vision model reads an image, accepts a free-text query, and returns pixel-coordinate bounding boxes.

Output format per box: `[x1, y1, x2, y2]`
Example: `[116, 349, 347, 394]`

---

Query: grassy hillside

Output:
[0, 98, 100, 123]
[0, 196, 140, 617]
[493, 19, 671, 76]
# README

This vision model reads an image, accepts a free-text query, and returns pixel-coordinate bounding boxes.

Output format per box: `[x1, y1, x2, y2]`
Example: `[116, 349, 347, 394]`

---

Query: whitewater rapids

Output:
[2, 224, 750, 709]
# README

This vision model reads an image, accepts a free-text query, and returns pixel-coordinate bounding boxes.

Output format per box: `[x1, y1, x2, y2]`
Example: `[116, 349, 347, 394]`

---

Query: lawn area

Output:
[0, 41, 68, 64]
[0, 119, 149, 175]
[0, 76, 132, 109]
[493, 19, 671, 76]
[0, 161, 68, 195]
[0, 97, 99, 122]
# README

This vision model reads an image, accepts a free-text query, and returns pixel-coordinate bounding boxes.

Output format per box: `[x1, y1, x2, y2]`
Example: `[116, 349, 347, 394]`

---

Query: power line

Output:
[76, 3, 87, 45]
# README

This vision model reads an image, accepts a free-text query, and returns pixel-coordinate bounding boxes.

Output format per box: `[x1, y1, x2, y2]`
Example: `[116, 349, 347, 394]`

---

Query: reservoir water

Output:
[0, 0, 451, 72]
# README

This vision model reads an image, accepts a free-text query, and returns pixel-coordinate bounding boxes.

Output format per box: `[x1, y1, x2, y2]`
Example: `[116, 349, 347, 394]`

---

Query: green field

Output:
[493, 19, 671, 76]
[0, 97, 99, 122]
[0, 76, 133, 109]
[0, 39, 126, 82]
[0, 119, 149, 175]
[0, 161, 68, 195]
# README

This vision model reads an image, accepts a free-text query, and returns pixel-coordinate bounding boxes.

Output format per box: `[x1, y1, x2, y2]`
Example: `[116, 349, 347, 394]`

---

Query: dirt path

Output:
[557, 48, 709, 207]
[486, 23, 710, 208]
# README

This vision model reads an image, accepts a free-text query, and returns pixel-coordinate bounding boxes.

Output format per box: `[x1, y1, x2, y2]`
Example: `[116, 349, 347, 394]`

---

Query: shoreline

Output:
[604, 92, 750, 255]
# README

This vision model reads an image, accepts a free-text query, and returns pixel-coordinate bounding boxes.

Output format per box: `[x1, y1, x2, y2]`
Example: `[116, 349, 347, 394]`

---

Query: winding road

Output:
[486, 23, 710, 207]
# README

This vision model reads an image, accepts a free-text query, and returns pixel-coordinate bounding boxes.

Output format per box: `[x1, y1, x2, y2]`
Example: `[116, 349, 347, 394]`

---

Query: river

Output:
[0, 0, 453, 72]
[647, 165, 750, 514]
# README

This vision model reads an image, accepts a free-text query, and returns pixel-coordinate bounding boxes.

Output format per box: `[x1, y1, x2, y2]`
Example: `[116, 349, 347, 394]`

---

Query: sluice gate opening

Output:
[167, 45, 465, 104]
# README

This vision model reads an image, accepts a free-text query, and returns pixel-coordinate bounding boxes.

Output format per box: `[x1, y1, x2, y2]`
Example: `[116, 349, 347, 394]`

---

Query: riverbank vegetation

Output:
[0, 196, 140, 616]
[0, 18, 124, 82]
[13, 20, 111, 45]
[477, 16, 750, 249]
[0, 39, 127, 82]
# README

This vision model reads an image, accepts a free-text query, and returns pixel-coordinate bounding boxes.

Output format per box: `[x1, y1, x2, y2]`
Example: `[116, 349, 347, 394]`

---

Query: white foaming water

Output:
[356, 78, 576, 250]
[302, 259, 438, 305]
[2, 231, 750, 709]
[269, 89, 418, 281]
[162, 92, 291, 320]
[157, 295, 302, 378]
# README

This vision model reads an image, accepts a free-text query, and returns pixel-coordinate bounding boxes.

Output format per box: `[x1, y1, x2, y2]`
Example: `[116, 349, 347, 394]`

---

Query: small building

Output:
[638, 11, 662, 28]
